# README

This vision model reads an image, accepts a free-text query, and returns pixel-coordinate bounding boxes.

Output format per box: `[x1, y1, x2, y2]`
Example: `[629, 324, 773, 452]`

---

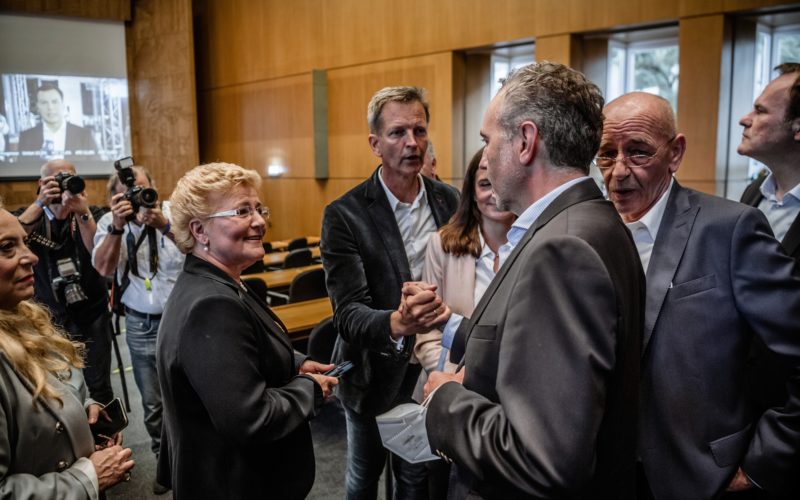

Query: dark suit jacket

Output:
[156, 254, 322, 499]
[18, 122, 98, 158]
[740, 173, 800, 259]
[426, 179, 644, 499]
[740, 173, 800, 460]
[640, 183, 800, 498]
[321, 168, 459, 416]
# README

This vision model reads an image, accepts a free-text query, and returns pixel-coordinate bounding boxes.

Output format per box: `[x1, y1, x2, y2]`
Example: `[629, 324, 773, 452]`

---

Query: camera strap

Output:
[123, 224, 159, 287]
[31, 213, 70, 252]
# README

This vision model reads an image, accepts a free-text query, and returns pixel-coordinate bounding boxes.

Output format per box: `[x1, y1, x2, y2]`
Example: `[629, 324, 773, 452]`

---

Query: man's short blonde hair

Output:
[367, 86, 429, 134]
[169, 162, 261, 253]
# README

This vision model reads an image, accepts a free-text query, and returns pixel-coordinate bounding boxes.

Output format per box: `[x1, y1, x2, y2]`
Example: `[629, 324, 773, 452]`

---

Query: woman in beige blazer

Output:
[0, 205, 133, 499]
[415, 147, 516, 381]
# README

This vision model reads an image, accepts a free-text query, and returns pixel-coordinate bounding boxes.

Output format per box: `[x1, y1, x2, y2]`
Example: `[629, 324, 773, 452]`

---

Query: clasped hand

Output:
[390, 281, 451, 338]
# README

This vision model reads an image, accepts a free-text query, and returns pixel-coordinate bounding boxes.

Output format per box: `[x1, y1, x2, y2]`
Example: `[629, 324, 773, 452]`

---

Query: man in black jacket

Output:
[321, 86, 458, 500]
[16, 159, 114, 403]
[738, 64, 800, 482]
[738, 62, 800, 260]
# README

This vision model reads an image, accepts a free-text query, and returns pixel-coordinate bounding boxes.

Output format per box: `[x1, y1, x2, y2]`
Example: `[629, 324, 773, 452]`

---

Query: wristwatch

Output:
[107, 224, 125, 235]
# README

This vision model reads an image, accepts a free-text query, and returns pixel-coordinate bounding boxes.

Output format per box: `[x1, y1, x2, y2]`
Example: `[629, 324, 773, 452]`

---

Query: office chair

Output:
[306, 316, 337, 364]
[283, 248, 313, 269]
[288, 267, 327, 303]
[242, 278, 269, 304]
[242, 259, 265, 275]
[287, 237, 308, 251]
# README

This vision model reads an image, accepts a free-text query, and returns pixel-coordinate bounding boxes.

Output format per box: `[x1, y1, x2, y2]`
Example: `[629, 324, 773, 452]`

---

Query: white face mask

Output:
[376, 397, 439, 464]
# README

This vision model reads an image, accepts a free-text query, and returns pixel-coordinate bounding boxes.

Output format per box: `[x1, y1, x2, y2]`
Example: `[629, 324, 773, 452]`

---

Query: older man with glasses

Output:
[599, 91, 800, 499]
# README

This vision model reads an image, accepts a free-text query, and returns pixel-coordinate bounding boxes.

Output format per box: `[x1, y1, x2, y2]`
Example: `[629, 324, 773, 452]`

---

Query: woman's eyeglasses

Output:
[206, 206, 271, 220]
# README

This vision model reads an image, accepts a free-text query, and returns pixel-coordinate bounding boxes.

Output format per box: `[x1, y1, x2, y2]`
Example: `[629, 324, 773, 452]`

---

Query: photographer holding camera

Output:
[16, 159, 115, 404]
[92, 160, 183, 495]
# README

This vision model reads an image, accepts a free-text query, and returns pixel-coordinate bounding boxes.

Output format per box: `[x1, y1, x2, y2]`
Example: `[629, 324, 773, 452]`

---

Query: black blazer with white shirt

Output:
[321, 167, 459, 416]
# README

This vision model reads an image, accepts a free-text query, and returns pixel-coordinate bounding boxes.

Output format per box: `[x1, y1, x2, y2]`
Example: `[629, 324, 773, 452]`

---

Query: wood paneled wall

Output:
[678, 15, 728, 193]
[192, 0, 800, 239]
[3, 0, 799, 238]
[127, 0, 199, 193]
[193, 0, 795, 90]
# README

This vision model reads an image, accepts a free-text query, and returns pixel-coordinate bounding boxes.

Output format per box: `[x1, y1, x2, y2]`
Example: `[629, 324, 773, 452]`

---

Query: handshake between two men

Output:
[392, 282, 465, 400]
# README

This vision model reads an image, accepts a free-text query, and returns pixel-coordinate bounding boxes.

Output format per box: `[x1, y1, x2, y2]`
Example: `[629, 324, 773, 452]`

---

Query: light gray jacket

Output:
[0, 353, 97, 499]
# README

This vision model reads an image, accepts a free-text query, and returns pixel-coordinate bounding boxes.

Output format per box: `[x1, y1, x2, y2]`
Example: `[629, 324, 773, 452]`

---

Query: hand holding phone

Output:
[323, 361, 354, 378]
[90, 398, 128, 444]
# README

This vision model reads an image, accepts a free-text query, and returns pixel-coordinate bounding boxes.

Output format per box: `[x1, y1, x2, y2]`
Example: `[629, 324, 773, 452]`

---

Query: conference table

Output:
[267, 236, 321, 251]
[271, 297, 333, 341]
[263, 246, 322, 267]
[243, 264, 323, 289]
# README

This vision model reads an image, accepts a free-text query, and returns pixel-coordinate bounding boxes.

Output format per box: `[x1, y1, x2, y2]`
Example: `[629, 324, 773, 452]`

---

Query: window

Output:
[490, 44, 535, 98]
[607, 38, 679, 111]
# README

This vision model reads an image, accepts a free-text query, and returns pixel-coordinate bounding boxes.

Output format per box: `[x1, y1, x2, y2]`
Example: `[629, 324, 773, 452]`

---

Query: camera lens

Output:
[64, 282, 88, 305]
[63, 175, 85, 195]
[140, 188, 158, 208]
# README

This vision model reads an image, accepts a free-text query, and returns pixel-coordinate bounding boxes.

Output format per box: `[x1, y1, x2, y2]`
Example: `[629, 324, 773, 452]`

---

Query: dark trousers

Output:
[343, 404, 428, 500]
[344, 364, 428, 500]
[59, 310, 114, 403]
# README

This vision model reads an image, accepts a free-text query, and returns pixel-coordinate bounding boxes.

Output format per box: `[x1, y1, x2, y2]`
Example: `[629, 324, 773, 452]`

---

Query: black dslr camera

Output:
[114, 156, 158, 218]
[51, 258, 88, 305]
[50, 172, 85, 204]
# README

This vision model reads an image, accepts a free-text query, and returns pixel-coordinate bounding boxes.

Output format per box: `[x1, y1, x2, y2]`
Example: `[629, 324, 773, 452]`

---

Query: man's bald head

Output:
[605, 92, 677, 142]
[599, 92, 685, 223]
[40, 159, 77, 178]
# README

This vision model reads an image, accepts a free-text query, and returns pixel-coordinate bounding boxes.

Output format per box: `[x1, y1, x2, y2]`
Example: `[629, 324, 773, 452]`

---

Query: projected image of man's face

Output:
[36, 89, 65, 128]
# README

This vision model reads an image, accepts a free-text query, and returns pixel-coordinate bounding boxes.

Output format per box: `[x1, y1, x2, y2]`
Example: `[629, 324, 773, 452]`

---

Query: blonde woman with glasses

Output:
[157, 162, 338, 499]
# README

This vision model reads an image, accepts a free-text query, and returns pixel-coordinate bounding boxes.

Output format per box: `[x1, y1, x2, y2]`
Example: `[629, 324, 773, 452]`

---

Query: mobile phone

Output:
[90, 398, 129, 443]
[323, 361, 354, 377]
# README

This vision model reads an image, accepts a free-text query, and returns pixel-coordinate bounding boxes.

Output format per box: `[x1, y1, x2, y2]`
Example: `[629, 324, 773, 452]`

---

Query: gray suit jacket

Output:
[0, 353, 97, 499]
[639, 182, 800, 498]
[321, 168, 459, 415]
[426, 179, 644, 499]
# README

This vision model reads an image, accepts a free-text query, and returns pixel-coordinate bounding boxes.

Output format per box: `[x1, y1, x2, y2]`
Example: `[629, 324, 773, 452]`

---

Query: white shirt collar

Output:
[507, 176, 592, 244]
[626, 177, 674, 242]
[378, 166, 426, 211]
[477, 231, 494, 260]
[759, 173, 800, 204]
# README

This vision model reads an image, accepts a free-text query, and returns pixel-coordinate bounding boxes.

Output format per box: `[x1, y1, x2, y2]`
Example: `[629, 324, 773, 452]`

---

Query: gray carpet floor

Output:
[105, 329, 386, 499]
